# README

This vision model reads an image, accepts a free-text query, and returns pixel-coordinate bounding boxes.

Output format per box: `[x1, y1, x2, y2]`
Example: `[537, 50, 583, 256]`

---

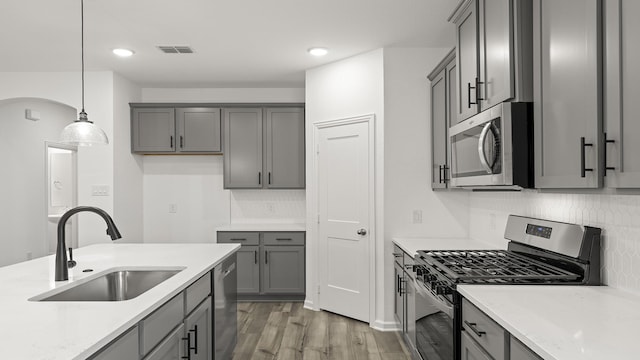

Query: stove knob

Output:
[425, 274, 437, 282]
[436, 285, 452, 295]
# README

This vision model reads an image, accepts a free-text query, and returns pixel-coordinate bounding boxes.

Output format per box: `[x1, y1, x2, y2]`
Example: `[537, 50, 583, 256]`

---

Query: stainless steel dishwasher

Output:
[213, 253, 237, 359]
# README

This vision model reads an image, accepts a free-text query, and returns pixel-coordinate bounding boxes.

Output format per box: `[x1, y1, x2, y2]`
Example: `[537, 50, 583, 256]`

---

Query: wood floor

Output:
[232, 302, 411, 360]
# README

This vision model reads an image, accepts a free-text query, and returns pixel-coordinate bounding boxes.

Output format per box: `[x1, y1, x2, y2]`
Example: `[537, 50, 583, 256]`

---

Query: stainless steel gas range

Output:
[411, 215, 601, 360]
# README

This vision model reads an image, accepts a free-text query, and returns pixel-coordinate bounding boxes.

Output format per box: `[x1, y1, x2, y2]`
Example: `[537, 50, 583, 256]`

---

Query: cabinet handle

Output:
[393, 253, 403, 258]
[463, 320, 486, 337]
[443, 165, 449, 182]
[180, 135, 184, 148]
[276, 238, 292, 241]
[254, 250, 258, 264]
[439, 165, 443, 183]
[181, 333, 192, 360]
[397, 274, 401, 293]
[603, 133, 615, 176]
[265, 250, 268, 264]
[189, 325, 198, 354]
[170, 135, 174, 148]
[580, 137, 594, 178]
[258, 172, 262, 185]
[399, 278, 406, 295]
[230, 238, 246, 241]
[268, 172, 272, 185]
[467, 82, 475, 108]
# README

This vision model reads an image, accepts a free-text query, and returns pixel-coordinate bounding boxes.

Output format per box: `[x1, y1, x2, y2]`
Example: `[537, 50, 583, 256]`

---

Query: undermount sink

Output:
[34, 268, 184, 302]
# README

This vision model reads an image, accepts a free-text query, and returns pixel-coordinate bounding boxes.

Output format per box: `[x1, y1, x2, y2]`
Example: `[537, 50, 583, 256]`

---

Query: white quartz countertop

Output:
[458, 285, 640, 360]
[392, 237, 499, 257]
[0, 243, 239, 360]
[217, 223, 306, 232]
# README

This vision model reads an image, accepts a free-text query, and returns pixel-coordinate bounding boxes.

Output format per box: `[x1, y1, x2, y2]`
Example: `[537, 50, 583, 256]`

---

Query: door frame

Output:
[310, 114, 376, 325]
[44, 142, 78, 253]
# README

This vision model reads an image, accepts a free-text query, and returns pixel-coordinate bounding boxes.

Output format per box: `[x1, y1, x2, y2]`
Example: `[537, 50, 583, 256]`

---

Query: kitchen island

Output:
[0, 243, 239, 359]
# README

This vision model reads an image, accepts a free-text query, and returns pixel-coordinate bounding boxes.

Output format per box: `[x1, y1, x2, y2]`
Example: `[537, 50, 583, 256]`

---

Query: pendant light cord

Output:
[81, 0, 85, 113]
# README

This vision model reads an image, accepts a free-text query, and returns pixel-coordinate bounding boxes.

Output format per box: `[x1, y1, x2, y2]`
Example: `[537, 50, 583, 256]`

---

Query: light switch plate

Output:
[91, 185, 110, 196]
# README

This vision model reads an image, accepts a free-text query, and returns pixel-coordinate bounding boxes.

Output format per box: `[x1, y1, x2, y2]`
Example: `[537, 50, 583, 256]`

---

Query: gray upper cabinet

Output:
[429, 49, 456, 189]
[453, 1, 479, 123]
[223, 108, 263, 188]
[132, 108, 176, 152]
[176, 108, 221, 153]
[265, 108, 305, 189]
[604, 0, 640, 188]
[224, 107, 305, 189]
[131, 106, 222, 154]
[450, 0, 532, 124]
[533, 0, 602, 188]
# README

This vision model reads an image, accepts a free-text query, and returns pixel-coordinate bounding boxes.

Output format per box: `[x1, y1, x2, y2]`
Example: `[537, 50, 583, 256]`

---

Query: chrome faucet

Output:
[56, 206, 122, 281]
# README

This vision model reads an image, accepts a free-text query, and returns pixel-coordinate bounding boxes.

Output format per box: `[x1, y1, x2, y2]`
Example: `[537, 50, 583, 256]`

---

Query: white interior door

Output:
[317, 118, 372, 323]
[46, 143, 77, 254]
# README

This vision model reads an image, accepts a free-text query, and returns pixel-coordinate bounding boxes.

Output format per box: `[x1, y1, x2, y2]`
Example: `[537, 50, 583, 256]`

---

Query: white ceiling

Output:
[0, 0, 457, 88]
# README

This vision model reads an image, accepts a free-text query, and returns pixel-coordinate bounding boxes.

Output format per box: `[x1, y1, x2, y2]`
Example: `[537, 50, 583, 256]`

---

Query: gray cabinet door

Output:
[533, 0, 602, 188]
[478, 0, 514, 108]
[446, 60, 457, 183]
[262, 245, 305, 294]
[236, 245, 260, 294]
[223, 108, 263, 188]
[132, 108, 175, 152]
[431, 67, 448, 189]
[460, 331, 492, 360]
[144, 323, 185, 360]
[605, 0, 640, 188]
[510, 336, 542, 360]
[90, 327, 139, 360]
[455, 0, 480, 123]
[176, 108, 221, 153]
[264, 107, 305, 189]
[185, 297, 212, 360]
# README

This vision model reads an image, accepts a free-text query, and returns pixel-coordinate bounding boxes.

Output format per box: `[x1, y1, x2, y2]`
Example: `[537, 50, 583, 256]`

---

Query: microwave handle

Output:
[478, 122, 499, 174]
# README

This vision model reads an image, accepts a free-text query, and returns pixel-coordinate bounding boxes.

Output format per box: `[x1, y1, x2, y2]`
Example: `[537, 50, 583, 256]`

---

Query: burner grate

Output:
[419, 250, 580, 282]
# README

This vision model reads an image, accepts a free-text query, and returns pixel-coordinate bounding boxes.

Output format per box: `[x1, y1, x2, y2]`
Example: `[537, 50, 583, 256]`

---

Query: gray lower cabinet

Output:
[223, 107, 305, 189]
[533, 0, 602, 188]
[460, 331, 492, 360]
[218, 231, 305, 299]
[144, 323, 185, 360]
[428, 49, 455, 189]
[263, 245, 305, 294]
[604, 0, 640, 188]
[510, 336, 543, 360]
[89, 255, 237, 360]
[131, 106, 222, 154]
[89, 327, 139, 360]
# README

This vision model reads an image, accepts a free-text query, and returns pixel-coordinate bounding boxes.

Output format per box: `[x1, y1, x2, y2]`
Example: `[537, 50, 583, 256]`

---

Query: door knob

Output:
[357, 229, 367, 235]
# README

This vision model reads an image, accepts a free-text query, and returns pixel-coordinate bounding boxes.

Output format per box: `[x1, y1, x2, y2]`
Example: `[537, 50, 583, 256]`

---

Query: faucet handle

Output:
[67, 247, 77, 269]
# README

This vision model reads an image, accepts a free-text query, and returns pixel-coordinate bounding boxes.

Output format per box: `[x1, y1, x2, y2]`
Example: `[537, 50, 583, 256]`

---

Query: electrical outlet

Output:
[169, 204, 178, 213]
[91, 185, 110, 196]
[412, 210, 423, 224]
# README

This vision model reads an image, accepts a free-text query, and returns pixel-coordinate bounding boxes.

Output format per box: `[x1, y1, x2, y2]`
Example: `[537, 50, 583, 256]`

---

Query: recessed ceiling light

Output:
[113, 48, 134, 57]
[308, 47, 328, 56]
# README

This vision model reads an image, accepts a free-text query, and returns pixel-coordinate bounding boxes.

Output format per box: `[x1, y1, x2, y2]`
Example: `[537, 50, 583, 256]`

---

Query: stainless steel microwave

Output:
[449, 102, 533, 189]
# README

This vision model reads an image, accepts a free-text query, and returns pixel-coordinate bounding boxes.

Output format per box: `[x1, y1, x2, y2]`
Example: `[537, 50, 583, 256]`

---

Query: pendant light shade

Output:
[60, 0, 108, 146]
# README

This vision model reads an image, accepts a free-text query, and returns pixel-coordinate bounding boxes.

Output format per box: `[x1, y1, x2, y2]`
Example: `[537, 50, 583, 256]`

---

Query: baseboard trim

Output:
[303, 299, 319, 311]
[371, 319, 401, 332]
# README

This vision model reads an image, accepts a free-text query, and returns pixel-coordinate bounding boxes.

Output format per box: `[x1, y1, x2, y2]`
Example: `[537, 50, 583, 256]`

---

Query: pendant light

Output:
[60, 0, 109, 146]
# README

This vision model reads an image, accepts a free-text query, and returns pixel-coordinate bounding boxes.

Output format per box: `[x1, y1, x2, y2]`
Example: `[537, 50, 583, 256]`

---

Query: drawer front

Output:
[217, 232, 259, 245]
[141, 294, 184, 356]
[185, 272, 211, 315]
[462, 298, 506, 360]
[393, 244, 404, 266]
[262, 232, 305, 246]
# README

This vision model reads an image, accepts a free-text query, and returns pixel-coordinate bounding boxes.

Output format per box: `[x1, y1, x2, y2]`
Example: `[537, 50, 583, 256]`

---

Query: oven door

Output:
[449, 103, 513, 187]
[414, 280, 455, 360]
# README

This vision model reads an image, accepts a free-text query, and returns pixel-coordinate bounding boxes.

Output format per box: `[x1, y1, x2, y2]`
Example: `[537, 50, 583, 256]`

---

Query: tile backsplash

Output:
[230, 190, 306, 223]
[469, 191, 640, 295]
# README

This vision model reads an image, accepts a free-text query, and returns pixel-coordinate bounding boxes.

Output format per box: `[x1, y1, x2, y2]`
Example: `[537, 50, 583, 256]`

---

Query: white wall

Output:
[305, 49, 386, 324]
[113, 73, 143, 242]
[382, 48, 469, 326]
[140, 87, 306, 243]
[0, 99, 75, 266]
[469, 191, 640, 295]
[0, 71, 144, 251]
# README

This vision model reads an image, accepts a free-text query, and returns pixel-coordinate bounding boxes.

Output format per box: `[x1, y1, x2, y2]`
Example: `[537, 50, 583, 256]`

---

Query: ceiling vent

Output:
[157, 46, 194, 54]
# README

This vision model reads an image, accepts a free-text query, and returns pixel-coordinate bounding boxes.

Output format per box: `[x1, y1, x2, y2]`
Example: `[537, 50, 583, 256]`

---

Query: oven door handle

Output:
[415, 281, 454, 318]
[477, 122, 500, 174]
